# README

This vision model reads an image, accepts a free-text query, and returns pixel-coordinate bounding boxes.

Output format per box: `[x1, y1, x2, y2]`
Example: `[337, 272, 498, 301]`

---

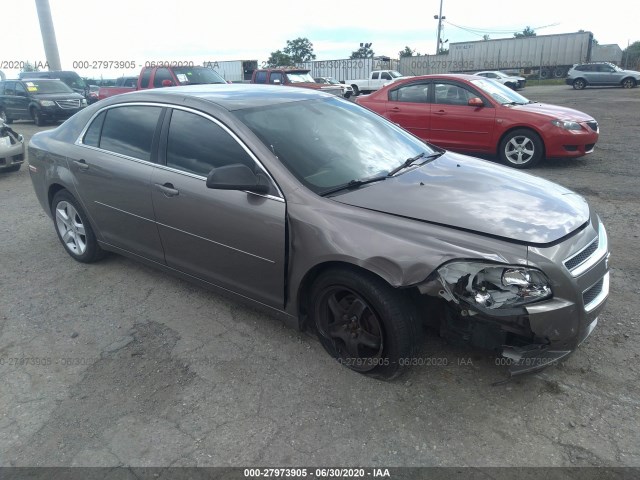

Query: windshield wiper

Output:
[319, 175, 388, 197]
[387, 151, 443, 177]
[320, 151, 444, 197]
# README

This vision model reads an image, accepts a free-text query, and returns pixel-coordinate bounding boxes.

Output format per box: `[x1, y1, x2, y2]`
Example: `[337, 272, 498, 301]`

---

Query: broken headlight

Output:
[437, 262, 552, 310]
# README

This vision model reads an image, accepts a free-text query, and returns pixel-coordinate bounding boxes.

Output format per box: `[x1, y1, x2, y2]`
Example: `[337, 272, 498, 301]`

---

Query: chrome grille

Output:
[583, 272, 609, 312]
[583, 278, 603, 305]
[565, 238, 598, 271]
[56, 99, 81, 109]
[586, 121, 598, 132]
[564, 222, 608, 277]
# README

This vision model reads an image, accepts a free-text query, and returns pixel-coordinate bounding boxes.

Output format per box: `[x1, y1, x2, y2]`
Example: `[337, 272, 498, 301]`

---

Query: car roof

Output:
[104, 83, 334, 111]
[395, 73, 482, 82]
[1, 78, 68, 84]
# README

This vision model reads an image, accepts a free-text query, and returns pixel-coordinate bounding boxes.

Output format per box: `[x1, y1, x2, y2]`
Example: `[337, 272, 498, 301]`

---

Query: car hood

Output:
[509, 102, 594, 121]
[621, 69, 640, 77]
[332, 153, 589, 245]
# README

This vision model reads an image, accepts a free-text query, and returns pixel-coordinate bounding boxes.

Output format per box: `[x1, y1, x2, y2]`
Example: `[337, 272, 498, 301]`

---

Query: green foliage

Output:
[399, 46, 420, 58]
[622, 41, 640, 69]
[514, 26, 536, 38]
[350, 43, 375, 59]
[283, 37, 317, 63]
[482, 34, 490, 41]
[267, 37, 316, 67]
[21, 61, 40, 73]
[266, 50, 293, 68]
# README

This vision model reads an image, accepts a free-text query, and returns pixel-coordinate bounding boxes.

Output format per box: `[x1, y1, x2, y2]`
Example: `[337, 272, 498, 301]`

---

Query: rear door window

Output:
[269, 72, 284, 84]
[254, 71, 267, 84]
[153, 68, 173, 87]
[98, 106, 162, 161]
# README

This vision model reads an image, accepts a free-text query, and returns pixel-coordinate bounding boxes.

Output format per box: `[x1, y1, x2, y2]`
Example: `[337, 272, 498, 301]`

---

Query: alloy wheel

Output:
[55, 201, 88, 256]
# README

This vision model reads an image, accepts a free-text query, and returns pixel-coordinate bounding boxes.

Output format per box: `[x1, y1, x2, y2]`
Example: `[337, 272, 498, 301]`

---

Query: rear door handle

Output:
[390, 107, 401, 111]
[73, 159, 89, 171]
[434, 110, 447, 115]
[154, 183, 179, 197]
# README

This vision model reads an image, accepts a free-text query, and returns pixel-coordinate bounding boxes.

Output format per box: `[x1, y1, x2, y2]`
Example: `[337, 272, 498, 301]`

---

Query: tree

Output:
[514, 26, 536, 38]
[283, 37, 316, 63]
[21, 61, 40, 73]
[266, 50, 293, 68]
[350, 43, 375, 59]
[399, 46, 421, 58]
[482, 34, 490, 41]
[622, 41, 640, 70]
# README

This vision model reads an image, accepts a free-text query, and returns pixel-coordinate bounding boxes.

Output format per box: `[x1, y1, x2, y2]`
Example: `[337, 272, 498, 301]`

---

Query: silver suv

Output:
[566, 62, 640, 90]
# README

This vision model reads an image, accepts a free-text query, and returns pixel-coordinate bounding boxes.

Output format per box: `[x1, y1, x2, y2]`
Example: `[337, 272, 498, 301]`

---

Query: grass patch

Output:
[524, 77, 566, 86]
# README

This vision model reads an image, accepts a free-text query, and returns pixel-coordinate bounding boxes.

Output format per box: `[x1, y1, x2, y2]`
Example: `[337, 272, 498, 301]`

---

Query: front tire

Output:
[499, 129, 543, 169]
[31, 107, 45, 126]
[572, 79, 587, 90]
[622, 78, 636, 89]
[51, 190, 105, 263]
[309, 268, 419, 379]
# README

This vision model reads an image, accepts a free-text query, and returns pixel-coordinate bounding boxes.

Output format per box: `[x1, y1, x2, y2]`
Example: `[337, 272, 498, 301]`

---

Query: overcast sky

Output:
[2, 0, 637, 79]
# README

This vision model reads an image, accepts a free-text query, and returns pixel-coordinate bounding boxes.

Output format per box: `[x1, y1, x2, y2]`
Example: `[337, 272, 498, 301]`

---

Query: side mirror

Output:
[468, 97, 484, 107]
[206, 164, 270, 194]
[161, 79, 174, 87]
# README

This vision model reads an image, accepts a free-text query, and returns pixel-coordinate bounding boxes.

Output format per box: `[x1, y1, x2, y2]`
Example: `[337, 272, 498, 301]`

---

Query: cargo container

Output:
[399, 31, 622, 79]
[202, 60, 258, 83]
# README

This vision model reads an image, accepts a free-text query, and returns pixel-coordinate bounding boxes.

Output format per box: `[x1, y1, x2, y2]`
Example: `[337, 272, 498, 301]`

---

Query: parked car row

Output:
[27, 84, 610, 379]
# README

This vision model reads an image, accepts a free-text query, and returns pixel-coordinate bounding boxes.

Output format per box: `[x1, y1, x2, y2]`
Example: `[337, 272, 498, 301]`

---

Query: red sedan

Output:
[356, 74, 599, 168]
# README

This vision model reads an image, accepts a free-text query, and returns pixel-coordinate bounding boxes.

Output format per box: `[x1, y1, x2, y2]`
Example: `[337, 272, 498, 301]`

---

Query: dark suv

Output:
[566, 62, 640, 90]
[0, 79, 87, 126]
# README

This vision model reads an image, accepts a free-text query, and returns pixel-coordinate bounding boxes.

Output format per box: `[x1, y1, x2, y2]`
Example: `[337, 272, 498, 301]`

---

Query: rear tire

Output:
[51, 190, 105, 263]
[0, 108, 8, 123]
[351, 85, 360, 96]
[499, 129, 544, 169]
[309, 267, 420, 380]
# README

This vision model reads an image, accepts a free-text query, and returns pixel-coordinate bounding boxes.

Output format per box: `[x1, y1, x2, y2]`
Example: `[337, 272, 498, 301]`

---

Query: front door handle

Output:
[434, 109, 447, 115]
[73, 159, 89, 171]
[155, 183, 179, 197]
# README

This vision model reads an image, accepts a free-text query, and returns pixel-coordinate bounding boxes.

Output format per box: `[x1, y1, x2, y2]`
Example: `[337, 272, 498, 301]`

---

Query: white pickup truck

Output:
[348, 70, 406, 95]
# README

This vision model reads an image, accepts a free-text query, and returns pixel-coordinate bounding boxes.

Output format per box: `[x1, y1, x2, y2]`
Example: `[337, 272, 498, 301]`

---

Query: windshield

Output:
[287, 72, 315, 83]
[173, 67, 226, 85]
[23, 80, 73, 94]
[68, 77, 87, 89]
[389, 71, 403, 78]
[470, 78, 530, 105]
[233, 97, 436, 195]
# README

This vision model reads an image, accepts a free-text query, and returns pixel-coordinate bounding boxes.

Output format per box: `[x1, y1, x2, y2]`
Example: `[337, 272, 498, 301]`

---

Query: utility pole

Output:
[35, 0, 61, 70]
[434, 0, 445, 55]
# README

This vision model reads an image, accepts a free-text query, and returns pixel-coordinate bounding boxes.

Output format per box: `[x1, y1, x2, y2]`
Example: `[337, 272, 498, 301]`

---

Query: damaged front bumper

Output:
[423, 217, 610, 377]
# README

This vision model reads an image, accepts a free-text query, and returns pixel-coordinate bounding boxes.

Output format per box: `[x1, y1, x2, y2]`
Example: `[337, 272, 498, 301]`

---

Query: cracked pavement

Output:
[0, 85, 638, 467]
